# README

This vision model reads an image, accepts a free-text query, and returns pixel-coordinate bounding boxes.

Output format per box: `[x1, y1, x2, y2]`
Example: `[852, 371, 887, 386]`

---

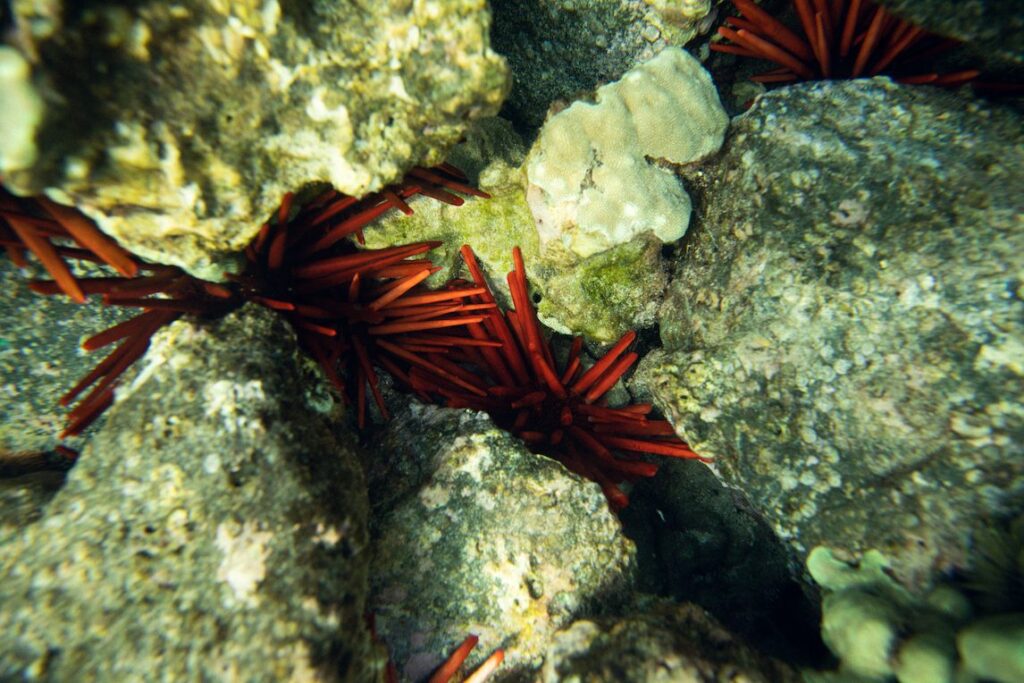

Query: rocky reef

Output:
[1, 0, 1022, 681]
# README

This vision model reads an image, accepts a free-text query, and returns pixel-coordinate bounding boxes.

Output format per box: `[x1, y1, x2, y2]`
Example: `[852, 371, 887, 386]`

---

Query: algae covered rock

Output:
[366, 402, 635, 680]
[0, 305, 378, 681]
[643, 79, 1024, 590]
[538, 600, 802, 682]
[490, 0, 715, 128]
[2, 0, 509, 279]
[525, 46, 727, 261]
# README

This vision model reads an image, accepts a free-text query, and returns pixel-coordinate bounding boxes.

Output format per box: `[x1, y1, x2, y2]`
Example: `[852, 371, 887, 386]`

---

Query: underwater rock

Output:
[2, 0, 509, 280]
[489, 0, 715, 129]
[525, 47, 727, 261]
[644, 78, 1024, 592]
[0, 257, 133, 456]
[0, 305, 377, 681]
[365, 117, 668, 341]
[873, 0, 1023, 63]
[620, 459, 825, 664]
[366, 402, 635, 680]
[537, 599, 802, 682]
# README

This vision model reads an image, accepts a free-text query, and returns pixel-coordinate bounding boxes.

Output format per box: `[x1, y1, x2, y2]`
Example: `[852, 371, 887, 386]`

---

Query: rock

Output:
[366, 402, 635, 680]
[619, 460, 826, 664]
[537, 600, 803, 682]
[874, 0, 1023, 63]
[490, 0, 716, 129]
[0, 305, 378, 681]
[364, 116, 668, 341]
[2, 0, 509, 279]
[525, 47, 727, 261]
[643, 78, 1024, 591]
[536, 234, 668, 340]
[0, 256, 134, 455]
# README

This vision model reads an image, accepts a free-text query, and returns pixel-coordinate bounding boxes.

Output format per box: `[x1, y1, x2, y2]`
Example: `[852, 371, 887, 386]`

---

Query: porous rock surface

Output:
[525, 47, 727, 261]
[366, 402, 636, 681]
[0, 257, 133, 456]
[489, 0, 716, 128]
[638, 78, 1024, 592]
[2, 0, 508, 279]
[537, 600, 802, 682]
[0, 305, 378, 681]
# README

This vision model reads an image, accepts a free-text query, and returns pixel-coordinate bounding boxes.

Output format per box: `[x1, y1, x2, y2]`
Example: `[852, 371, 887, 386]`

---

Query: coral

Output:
[525, 47, 727, 261]
[711, 0, 979, 86]
[808, 546, 1024, 683]
[0, 47, 44, 172]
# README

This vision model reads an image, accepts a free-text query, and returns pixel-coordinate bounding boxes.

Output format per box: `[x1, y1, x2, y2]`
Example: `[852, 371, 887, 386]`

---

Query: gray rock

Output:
[366, 402, 635, 681]
[0, 305, 378, 681]
[2, 0, 508, 279]
[490, 0, 715, 129]
[642, 78, 1024, 591]
[537, 599, 802, 682]
[0, 257, 133, 455]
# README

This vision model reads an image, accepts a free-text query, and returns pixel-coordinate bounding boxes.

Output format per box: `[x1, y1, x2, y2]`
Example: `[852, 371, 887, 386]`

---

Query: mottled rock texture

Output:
[3, 0, 508, 279]
[366, 402, 635, 680]
[0, 257, 132, 455]
[538, 600, 802, 682]
[874, 0, 1023, 62]
[490, 0, 715, 128]
[640, 79, 1024, 592]
[0, 305, 377, 681]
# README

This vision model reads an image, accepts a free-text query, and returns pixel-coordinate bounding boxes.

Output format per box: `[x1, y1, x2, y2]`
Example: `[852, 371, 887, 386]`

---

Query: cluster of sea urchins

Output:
[0, 165, 702, 509]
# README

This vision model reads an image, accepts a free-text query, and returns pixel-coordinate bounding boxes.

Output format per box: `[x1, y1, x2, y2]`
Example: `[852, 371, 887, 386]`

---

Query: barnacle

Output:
[711, 0, 979, 87]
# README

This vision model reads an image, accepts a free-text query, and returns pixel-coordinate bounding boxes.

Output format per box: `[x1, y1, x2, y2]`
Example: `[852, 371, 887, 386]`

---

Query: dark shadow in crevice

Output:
[620, 459, 833, 669]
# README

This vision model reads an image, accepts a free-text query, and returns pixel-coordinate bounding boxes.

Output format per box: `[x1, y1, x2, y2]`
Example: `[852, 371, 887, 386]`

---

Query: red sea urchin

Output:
[426, 635, 504, 683]
[1, 165, 490, 437]
[408, 246, 707, 510]
[711, 0, 980, 87]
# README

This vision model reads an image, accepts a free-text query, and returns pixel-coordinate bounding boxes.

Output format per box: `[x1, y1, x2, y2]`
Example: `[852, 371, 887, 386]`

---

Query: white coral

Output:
[525, 47, 727, 259]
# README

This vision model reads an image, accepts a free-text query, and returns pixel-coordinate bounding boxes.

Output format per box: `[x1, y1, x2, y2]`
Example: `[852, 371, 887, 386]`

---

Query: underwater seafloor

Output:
[0, 1, 1022, 682]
